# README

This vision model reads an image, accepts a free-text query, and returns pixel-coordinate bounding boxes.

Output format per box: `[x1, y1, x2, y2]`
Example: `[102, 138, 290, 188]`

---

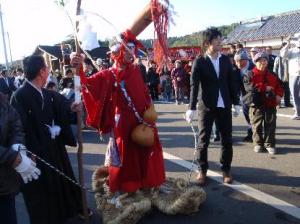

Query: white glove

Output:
[45, 120, 61, 139]
[232, 105, 240, 117]
[11, 143, 25, 152]
[12, 144, 41, 184]
[185, 110, 196, 123]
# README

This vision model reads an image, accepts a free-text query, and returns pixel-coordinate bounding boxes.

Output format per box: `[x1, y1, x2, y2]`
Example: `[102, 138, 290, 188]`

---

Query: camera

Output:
[265, 90, 275, 99]
[251, 88, 262, 107]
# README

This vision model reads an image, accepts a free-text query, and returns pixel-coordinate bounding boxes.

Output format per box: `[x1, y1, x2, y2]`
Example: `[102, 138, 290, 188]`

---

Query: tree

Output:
[140, 23, 238, 48]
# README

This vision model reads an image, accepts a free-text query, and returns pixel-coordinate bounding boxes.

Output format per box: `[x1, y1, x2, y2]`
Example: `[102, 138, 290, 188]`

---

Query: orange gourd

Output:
[143, 104, 158, 123]
[131, 124, 154, 147]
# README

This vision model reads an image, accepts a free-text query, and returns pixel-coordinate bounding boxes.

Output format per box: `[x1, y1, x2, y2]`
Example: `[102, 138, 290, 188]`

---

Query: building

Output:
[33, 45, 109, 72]
[224, 10, 300, 50]
[33, 45, 62, 71]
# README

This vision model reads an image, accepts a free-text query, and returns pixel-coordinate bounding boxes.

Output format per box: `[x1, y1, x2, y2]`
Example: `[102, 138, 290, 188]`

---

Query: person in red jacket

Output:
[171, 60, 186, 104]
[243, 52, 284, 154]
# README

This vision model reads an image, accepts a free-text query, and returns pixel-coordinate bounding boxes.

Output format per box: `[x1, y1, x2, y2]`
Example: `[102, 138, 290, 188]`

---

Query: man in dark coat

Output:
[0, 92, 40, 224]
[10, 55, 83, 224]
[234, 51, 255, 142]
[185, 28, 240, 185]
[137, 58, 147, 83]
[266, 46, 276, 72]
[0, 70, 17, 99]
[147, 60, 160, 100]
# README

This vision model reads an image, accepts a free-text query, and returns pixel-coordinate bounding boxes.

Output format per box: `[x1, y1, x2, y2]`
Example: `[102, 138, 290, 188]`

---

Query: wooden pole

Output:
[128, 3, 152, 37]
[74, 0, 89, 223]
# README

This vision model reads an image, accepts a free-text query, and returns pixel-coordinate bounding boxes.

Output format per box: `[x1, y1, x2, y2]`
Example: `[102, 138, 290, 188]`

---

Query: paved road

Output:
[16, 102, 300, 224]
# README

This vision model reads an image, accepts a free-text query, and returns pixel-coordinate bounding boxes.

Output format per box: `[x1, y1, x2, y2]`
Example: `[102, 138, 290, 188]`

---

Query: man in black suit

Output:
[266, 46, 276, 72]
[185, 28, 240, 185]
[0, 70, 17, 99]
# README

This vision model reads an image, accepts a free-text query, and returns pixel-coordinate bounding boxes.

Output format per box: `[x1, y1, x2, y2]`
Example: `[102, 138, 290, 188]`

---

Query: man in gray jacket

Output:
[274, 43, 292, 107]
[281, 33, 300, 119]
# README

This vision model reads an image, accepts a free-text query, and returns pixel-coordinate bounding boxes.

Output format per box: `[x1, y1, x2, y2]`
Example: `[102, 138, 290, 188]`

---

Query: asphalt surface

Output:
[16, 102, 300, 224]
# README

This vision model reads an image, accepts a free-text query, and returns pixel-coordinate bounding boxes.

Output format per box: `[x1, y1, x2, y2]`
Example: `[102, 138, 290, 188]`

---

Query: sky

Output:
[0, 0, 300, 64]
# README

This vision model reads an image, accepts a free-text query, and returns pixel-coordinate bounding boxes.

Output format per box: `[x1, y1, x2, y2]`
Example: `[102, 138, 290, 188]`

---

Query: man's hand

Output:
[276, 95, 282, 105]
[71, 101, 83, 112]
[232, 105, 240, 117]
[286, 34, 292, 41]
[70, 53, 84, 68]
[266, 86, 273, 91]
[185, 110, 196, 123]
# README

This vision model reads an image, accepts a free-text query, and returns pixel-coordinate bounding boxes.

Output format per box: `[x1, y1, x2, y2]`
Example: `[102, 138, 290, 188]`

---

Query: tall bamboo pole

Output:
[74, 0, 89, 223]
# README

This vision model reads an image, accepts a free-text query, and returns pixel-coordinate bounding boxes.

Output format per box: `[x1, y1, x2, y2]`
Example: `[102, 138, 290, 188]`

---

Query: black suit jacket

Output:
[189, 54, 239, 110]
[0, 77, 16, 97]
[10, 82, 76, 156]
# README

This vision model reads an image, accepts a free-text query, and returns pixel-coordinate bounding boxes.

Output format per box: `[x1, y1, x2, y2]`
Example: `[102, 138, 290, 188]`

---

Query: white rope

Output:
[183, 114, 198, 185]
[25, 149, 95, 193]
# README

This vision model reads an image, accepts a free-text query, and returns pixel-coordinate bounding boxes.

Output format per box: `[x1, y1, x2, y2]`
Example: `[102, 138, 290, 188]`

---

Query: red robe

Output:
[80, 64, 165, 193]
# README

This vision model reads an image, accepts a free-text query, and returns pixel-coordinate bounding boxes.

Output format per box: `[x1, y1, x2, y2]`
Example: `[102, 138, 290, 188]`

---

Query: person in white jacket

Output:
[280, 33, 300, 120]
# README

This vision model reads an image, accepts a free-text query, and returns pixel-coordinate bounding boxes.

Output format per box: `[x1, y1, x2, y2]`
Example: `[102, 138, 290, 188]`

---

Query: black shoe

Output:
[78, 209, 93, 219]
[196, 172, 207, 186]
[213, 136, 220, 142]
[285, 104, 293, 108]
[223, 171, 233, 184]
[243, 135, 253, 142]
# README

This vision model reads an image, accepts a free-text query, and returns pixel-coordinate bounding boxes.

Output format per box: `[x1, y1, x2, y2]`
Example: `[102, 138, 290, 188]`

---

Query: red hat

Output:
[120, 29, 145, 52]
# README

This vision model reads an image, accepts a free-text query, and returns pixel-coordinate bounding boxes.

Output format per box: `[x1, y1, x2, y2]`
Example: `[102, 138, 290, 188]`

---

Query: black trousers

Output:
[0, 194, 17, 224]
[197, 107, 233, 173]
[149, 84, 159, 100]
[283, 81, 291, 106]
[242, 104, 253, 136]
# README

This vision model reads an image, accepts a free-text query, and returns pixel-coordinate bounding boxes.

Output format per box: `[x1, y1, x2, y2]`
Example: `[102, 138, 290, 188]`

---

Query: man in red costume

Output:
[71, 30, 165, 193]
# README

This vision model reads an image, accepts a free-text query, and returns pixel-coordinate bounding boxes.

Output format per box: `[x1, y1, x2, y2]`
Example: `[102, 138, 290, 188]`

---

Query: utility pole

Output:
[0, 3, 9, 69]
[7, 32, 13, 66]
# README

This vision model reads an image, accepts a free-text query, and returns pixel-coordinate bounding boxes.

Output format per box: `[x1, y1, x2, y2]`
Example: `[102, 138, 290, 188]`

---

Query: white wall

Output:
[244, 37, 284, 49]
[244, 40, 263, 48]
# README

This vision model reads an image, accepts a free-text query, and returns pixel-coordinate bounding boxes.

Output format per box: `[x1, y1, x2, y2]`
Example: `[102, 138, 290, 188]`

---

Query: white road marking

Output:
[277, 113, 293, 118]
[163, 151, 300, 220]
[158, 108, 295, 120]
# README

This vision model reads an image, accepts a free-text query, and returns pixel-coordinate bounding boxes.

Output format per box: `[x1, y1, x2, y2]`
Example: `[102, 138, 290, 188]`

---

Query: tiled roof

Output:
[35, 45, 62, 59]
[224, 10, 300, 43]
[87, 47, 109, 59]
